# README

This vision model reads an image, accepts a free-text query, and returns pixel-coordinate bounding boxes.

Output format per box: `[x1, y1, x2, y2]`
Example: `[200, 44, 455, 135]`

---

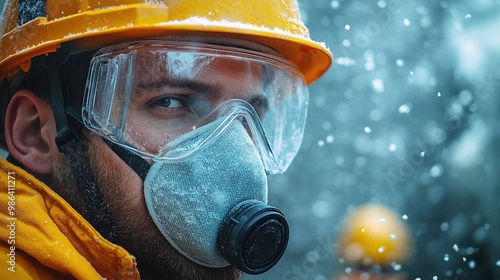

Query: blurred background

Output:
[2, 0, 499, 279]
[246, 0, 500, 279]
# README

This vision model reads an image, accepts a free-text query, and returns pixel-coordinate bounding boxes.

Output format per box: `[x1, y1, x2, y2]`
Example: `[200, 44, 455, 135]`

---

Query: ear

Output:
[5, 89, 58, 175]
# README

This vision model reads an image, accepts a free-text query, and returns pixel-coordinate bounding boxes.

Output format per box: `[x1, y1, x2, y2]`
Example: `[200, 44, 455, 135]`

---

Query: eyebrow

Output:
[136, 78, 218, 96]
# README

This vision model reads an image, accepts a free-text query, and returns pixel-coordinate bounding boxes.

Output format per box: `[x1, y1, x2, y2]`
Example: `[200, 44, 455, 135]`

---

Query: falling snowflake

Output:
[372, 78, 385, 92]
[330, 0, 340, 9]
[389, 143, 397, 152]
[469, 260, 476, 269]
[399, 103, 412, 114]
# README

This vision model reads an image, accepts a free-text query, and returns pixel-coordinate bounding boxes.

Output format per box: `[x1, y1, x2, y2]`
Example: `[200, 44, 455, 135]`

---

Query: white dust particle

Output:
[393, 263, 402, 271]
[441, 222, 449, 231]
[372, 78, 385, 92]
[469, 260, 476, 269]
[389, 143, 397, 152]
[399, 103, 412, 114]
[430, 164, 444, 177]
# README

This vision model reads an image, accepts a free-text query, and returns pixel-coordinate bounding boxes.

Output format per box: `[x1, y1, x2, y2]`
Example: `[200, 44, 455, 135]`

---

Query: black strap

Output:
[63, 105, 151, 181]
[18, 0, 46, 25]
[47, 54, 116, 240]
[0, 78, 10, 131]
[103, 140, 151, 181]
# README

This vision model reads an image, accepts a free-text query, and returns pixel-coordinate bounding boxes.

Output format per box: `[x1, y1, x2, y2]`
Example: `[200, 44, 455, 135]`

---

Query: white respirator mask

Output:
[82, 40, 309, 274]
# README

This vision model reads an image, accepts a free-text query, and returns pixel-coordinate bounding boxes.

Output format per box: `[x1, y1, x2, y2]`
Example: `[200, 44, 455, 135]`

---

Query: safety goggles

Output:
[82, 40, 309, 174]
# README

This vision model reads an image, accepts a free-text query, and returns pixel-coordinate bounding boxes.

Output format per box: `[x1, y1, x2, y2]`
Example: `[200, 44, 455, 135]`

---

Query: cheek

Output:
[88, 135, 150, 221]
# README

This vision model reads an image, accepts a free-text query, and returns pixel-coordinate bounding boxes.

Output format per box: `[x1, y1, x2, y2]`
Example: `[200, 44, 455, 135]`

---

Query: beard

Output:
[52, 131, 241, 280]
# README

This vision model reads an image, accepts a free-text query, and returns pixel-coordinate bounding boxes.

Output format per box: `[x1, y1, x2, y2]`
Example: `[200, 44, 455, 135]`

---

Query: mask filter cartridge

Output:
[143, 120, 288, 274]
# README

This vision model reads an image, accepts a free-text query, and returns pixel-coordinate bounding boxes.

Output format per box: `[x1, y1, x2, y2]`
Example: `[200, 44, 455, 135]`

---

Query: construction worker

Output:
[0, 0, 332, 279]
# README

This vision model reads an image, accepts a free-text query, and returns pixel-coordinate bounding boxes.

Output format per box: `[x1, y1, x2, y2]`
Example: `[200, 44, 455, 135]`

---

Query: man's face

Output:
[57, 47, 270, 280]
[47, 40, 309, 279]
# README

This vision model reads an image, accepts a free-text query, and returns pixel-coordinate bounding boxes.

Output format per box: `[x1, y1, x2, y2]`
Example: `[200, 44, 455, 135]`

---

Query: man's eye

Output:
[152, 97, 184, 108]
[249, 96, 269, 118]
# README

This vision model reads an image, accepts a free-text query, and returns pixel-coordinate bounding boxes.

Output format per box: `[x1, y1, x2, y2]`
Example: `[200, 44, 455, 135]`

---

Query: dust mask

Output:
[143, 120, 288, 274]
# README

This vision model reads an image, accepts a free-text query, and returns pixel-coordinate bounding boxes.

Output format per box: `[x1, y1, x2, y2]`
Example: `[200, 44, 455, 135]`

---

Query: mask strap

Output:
[47, 53, 116, 240]
[103, 140, 151, 181]
[62, 102, 151, 181]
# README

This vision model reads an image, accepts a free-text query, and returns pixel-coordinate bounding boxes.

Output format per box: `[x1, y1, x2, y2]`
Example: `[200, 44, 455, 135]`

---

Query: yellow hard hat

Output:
[337, 203, 413, 268]
[0, 0, 332, 85]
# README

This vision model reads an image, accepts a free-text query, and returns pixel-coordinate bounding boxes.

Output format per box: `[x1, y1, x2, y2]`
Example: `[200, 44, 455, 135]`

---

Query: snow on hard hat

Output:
[337, 203, 413, 268]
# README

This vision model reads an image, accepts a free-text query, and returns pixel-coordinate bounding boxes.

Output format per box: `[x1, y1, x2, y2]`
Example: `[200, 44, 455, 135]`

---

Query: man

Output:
[0, 0, 331, 279]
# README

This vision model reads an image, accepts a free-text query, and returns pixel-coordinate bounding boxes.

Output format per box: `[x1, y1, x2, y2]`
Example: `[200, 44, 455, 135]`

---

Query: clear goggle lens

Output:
[83, 40, 309, 174]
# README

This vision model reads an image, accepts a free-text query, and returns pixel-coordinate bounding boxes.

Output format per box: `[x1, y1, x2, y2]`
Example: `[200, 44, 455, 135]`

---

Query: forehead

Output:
[128, 44, 268, 90]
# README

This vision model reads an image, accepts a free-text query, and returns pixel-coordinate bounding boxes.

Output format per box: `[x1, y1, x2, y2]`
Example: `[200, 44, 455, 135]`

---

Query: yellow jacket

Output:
[0, 159, 140, 279]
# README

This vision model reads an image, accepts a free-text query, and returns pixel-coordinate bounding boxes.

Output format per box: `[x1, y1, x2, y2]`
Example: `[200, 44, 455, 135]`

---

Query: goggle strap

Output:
[47, 54, 116, 240]
[104, 139, 151, 181]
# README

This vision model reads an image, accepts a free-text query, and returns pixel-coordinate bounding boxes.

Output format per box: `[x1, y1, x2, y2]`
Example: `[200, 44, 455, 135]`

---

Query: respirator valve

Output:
[218, 200, 289, 274]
